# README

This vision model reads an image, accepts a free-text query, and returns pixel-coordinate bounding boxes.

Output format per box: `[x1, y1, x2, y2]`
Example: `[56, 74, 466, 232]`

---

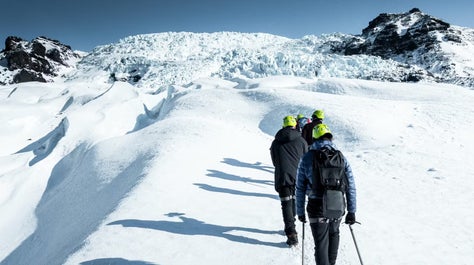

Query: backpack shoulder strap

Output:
[310, 149, 324, 194]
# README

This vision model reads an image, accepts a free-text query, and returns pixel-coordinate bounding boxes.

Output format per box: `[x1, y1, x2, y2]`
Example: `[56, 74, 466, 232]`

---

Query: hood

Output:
[310, 139, 337, 150]
[275, 127, 301, 143]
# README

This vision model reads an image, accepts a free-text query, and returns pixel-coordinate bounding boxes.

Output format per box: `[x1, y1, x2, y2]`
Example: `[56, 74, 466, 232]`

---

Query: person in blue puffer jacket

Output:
[296, 123, 357, 265]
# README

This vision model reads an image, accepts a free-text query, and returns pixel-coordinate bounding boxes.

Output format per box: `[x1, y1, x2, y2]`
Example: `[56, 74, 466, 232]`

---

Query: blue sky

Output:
[2, 0, 473, 52]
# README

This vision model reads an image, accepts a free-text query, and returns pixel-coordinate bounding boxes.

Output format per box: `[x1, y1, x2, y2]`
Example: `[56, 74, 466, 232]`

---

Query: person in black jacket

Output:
[301, 110, 324, 145]
[270, 115, 308, 246]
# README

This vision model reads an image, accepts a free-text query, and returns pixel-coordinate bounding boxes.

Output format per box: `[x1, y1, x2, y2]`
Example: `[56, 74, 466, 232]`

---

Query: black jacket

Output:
[270, 127, 308, 192]
[301, 119, 322, 145]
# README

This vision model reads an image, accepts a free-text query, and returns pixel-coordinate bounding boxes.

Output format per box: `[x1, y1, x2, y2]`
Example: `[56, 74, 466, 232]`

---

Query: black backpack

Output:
[312, 146, 347, 219]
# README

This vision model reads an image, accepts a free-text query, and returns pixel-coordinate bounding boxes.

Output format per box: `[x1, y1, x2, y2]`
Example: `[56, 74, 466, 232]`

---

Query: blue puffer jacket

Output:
[295, 139, 357, 217]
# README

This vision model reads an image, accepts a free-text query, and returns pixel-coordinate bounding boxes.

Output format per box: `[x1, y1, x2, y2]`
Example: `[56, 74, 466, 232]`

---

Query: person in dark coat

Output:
[296, 123, 357, 265]
[301, 109, 324, 145]
[270, 115, 308, 246]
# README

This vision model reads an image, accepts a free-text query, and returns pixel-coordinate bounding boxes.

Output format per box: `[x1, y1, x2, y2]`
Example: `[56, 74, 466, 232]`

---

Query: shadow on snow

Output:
[206, 169, 273, 186]
[15, 117, 69, 166]
[221, 158, 274, 174]
[80, 258, 157, 265]
[3, 143, 153, 265]
[108, 215, 286, 248]
[194, 183, 278, 200]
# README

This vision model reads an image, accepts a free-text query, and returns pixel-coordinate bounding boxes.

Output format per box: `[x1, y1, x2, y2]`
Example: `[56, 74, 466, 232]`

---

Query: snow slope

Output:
[1, 74, 473, 265]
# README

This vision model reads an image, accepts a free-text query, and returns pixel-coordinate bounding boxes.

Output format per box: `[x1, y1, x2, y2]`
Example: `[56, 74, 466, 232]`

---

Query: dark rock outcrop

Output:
[13, 69, 47, 83]
[329, 8, 473, 87]
[1, 36, 81, 84]
[341, 8, 451, 58]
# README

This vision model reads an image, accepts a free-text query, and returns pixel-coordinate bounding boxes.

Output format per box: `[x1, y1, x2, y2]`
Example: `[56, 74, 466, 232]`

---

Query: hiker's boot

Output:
[286, 233, 298, 246]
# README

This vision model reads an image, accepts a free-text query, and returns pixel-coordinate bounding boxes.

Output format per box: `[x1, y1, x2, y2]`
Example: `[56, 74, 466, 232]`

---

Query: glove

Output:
[298, 215, 307, 223]
[345, 212, 356, 225]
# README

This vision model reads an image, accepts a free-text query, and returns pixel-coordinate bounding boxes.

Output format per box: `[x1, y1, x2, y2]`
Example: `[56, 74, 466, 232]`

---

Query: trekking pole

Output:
[301, 222, 305, 265]
[349, 224, 364, 265]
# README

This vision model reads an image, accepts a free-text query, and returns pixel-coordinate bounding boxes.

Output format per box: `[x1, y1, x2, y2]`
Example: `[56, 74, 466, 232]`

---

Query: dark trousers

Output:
[278, 186, 296, 236]
[309, 218, 341, 265]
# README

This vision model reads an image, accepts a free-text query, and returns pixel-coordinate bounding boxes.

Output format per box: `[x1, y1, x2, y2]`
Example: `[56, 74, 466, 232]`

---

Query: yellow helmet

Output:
[312, 110, 324, 120]
[312, 123, 332, 139]
[283, 115, 297, 127]
[297, 113, 305, 120]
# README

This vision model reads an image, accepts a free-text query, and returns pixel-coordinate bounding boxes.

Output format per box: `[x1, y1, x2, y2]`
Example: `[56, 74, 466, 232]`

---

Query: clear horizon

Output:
[2, 0, 473, 52]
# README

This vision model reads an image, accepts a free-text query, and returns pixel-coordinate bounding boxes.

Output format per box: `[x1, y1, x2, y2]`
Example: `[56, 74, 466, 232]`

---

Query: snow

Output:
[1, 69, 474, 265]
[2, 28, 474, 264]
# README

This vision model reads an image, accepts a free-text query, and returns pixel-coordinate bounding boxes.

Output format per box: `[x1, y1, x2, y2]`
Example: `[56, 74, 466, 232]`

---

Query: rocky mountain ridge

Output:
[330, 8, 474, 87]
[0, 36, 82, 85]
[1, 8, 473, 88]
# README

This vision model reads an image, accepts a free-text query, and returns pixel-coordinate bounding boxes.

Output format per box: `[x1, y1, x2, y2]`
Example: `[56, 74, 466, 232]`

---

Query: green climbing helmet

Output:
[312, 110, 325, 120]
[282, 115, 297, 127]
[297, 113, 305, 120]
[312, 123, 332, 139]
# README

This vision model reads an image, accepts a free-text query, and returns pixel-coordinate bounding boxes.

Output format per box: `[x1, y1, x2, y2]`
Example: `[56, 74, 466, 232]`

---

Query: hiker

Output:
[270, 115, 308, 246]
[301, 110, 324, 145]
[296, 123, 357, 265]
[296, 114, 311, 133]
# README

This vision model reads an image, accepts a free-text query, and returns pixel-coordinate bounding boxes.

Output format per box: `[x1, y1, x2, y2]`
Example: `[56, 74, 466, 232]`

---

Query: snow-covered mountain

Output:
[1, 9, 473, 89]
[331, 8, 474, 87]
